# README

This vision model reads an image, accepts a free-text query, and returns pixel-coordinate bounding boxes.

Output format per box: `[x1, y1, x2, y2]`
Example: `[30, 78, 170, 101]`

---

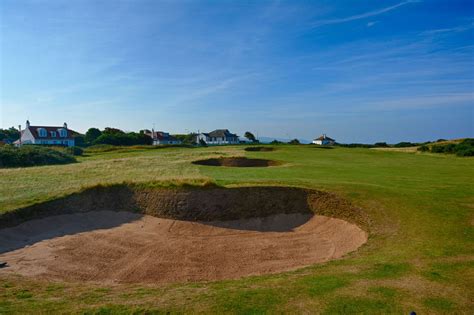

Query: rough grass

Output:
[0, 145, 473, 314]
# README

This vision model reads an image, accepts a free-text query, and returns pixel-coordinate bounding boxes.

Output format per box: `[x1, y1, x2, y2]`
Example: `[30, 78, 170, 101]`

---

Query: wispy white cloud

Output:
[421, 21, 474, 35]
[311, 1, 420, 28]
[367, 21, 378, 27]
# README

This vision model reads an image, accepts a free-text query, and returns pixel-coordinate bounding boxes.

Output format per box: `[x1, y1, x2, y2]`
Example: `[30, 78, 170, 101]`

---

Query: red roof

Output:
[26, 126, 74, 140]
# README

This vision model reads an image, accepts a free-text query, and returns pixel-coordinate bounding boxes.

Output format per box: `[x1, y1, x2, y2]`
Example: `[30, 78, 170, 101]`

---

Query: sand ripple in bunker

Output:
[0, 211, 367, 284]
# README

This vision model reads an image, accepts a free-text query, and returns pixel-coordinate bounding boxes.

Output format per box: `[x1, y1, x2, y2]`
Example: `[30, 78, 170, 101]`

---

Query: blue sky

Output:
[1, 0, 473, 143]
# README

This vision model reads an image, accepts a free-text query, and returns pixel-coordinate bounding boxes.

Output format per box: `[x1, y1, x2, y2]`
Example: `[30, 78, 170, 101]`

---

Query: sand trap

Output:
[192, 157, 279, 167]
[0, 211, 367, 284]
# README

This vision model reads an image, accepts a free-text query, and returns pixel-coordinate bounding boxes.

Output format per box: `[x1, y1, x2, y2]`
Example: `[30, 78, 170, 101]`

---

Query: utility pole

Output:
[18, 125, 22, 146]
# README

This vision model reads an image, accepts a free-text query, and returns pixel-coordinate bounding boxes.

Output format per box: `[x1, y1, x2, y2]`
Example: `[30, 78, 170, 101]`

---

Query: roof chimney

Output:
[63, 122, 68, 129]
[26, 120, 30, 128]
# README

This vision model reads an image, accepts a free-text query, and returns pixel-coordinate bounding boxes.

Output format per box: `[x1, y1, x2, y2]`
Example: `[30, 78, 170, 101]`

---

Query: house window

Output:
[37, 128, 47, 137]
[59, 129, 67, 137]
[50, 131, 57, 137]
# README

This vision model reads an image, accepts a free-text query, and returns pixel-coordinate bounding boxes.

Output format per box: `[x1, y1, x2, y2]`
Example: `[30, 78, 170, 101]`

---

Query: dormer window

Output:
[50, 131, 57, 138]
[37, 128, 47, 137]
[58, 128, 67, 137]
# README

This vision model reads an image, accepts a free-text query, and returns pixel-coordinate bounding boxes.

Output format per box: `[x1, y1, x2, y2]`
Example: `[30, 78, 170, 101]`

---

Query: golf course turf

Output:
[0, 145, 472, 314]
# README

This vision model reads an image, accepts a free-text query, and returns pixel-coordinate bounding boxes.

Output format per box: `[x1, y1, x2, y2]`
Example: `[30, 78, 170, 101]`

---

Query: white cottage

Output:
[145, 130, 182, 145]
[15, 120, 76, 147]
[196, 129, 239, 145]
[312, 134, 336, 145]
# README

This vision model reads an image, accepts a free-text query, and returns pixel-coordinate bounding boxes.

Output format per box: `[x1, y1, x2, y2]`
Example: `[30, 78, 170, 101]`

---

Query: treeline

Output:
[418, 139, 474, 157]
[82, 128, 152, 146]
[0, 127, 20, 143]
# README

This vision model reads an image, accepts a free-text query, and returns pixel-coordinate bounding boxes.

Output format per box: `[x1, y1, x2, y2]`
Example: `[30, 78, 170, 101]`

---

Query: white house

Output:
[145, 130, 182, 145]
[15, 120, 75, 147]
[196, 129, 239, 145]
[312, 134, 336, 145]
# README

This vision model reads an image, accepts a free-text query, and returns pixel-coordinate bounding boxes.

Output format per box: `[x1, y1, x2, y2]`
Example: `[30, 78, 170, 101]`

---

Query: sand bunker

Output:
[0, 186, 369, 284]
[192, 157, 279, 167]
[0, 211, 366, 284]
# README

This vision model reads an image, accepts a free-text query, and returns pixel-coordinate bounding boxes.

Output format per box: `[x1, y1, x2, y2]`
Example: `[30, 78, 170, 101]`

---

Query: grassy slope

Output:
[0, 145, 473, 314]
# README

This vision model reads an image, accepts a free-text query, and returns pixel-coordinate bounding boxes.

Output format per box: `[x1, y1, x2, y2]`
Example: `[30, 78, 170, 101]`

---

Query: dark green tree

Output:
[84, 128, 102, 144]
[244, 131, 256, 142]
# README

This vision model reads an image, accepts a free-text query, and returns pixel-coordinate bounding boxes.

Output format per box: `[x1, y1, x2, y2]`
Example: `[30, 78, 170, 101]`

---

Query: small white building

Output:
[196, 129, 239, 145]
[312, 134, 336, 145]
[145, 130, 181, 145]
[15, 120, 75, 147]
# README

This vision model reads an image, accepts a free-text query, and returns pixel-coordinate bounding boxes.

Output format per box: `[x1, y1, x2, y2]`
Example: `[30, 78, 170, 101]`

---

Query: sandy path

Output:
[0, 211, 367, 284]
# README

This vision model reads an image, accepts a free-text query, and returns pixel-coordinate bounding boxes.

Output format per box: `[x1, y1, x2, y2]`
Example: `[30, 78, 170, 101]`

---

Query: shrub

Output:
[288, 139, 300, 145]
[94, 132, 152, 146]
[66, 146, 84, 156]
[418, 145, 430, 152]
[455, 139, 474, 156]
[374, 142, 389, 147]
[456, 147, 474, 157]
[0, 146, 76, 168]
[431, 143, 456, 153]
[394, 142, 417, 148]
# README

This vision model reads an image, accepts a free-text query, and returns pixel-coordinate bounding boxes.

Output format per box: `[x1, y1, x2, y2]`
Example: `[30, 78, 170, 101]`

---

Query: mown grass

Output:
[0, 145, 473, 314]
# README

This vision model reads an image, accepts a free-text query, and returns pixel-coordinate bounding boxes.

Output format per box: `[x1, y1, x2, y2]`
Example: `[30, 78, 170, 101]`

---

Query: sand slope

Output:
[0, 211, 367, 284]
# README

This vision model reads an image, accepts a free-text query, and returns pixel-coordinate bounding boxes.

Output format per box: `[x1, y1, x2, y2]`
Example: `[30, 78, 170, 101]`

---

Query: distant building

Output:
[15, 120, 75, 147]
[196, 129, 239, 145]
[312, 134, 335, 145]
[145, 130, 182, 145]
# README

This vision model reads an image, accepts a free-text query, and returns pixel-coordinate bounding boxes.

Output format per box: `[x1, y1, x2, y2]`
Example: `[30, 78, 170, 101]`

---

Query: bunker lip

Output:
[192, 157, 280, 167]
[0, 185, 370, 284]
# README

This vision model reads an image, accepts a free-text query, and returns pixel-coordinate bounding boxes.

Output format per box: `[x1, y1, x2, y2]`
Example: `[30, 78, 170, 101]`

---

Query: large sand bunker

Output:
[0, 186, 368, 284]
[192, 157, 279, 167]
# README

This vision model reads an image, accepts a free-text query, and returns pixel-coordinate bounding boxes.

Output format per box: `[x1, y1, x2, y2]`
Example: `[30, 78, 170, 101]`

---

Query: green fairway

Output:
[0, 145, 473, 314]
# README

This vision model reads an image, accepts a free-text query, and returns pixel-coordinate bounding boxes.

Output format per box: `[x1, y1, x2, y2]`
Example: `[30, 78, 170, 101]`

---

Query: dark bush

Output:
[66, 146, 84, 156]
[431, 144, 456, 153]
[418, 145, 430, 152]
[456, 147, 474, 157]
[374, 142, 389, 147]
[428, 138, 473, 157]
[288, 139, 300, 145]
[94, 132, 152, 146]
[460, 138, 474, 146]
[394, 142, 418, 148]
[0, 146, 76, 168]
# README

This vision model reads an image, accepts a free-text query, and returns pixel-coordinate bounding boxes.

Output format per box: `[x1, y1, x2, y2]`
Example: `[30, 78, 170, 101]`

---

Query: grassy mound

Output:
[418, 138, 474, 156]
[0, 146, 76, 168]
